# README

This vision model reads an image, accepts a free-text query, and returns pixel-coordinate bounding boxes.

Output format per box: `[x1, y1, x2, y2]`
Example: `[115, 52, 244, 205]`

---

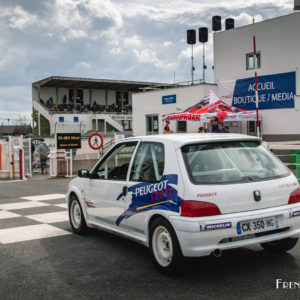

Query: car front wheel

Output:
[69, 195, 88, 235]
[260, 237, 298, 253]
[149, 217, 183, 275]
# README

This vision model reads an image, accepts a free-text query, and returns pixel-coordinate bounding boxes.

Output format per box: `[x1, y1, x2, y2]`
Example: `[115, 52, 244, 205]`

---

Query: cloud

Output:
[0, 0, 294, 121]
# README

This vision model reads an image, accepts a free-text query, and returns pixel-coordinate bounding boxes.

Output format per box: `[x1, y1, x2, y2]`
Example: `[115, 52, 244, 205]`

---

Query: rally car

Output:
[67, 133, 300, 274]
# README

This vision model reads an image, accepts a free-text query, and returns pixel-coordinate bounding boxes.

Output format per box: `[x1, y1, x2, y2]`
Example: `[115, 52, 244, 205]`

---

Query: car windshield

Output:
[181, 141, 290, 184]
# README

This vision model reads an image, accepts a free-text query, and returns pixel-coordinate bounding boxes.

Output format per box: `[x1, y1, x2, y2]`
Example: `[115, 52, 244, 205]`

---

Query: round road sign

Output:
[88, 133, 104, 150]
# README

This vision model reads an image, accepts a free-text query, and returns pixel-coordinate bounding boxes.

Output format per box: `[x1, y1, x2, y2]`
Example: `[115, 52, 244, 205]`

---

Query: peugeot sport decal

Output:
[116, 174, 182, 225]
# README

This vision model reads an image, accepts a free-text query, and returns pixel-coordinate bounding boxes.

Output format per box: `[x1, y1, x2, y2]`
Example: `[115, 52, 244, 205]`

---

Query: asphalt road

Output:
[0, 176, 299, 300]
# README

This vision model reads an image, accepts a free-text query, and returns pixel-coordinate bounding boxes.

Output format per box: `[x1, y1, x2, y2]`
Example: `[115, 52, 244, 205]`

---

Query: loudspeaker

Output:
[187, 29, 196, 45]
[225, 18, 234, 30]
[212, 16, 221, 31]
[199, 27, 208, 43]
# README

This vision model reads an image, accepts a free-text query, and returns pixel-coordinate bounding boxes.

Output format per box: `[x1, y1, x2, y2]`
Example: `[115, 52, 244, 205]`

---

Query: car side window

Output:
[130, 142, 164, 183]
[93, 142, 137, 180]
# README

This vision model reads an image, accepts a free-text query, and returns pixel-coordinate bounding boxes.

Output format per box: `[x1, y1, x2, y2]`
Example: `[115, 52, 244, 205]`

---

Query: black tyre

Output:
[69, 195, 88, 235]
[260, 237, 298, 253]
[149, 217, 183, 275]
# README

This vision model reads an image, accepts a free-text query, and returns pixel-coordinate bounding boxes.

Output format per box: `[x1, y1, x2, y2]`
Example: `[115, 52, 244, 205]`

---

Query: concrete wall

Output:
[214, 13, 300, 136]
[132, 84, 218, 136]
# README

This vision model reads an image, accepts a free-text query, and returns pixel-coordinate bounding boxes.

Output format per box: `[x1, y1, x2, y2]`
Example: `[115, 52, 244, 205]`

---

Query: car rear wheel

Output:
[260, 237, 298, 253]
[69, 195, 88, 235]
[149, 217, 183, 275]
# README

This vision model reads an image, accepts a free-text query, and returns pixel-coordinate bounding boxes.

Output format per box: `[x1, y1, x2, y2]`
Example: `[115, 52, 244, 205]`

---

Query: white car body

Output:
[67, 133, 300, 263]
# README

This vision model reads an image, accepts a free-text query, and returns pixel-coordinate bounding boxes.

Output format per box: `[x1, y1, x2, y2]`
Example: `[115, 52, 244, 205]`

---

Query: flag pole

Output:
[253, 18, 260, 137]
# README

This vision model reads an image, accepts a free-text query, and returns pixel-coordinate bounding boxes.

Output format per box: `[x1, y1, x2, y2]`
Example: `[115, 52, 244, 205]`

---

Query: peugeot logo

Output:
[253, 190, 261, 202]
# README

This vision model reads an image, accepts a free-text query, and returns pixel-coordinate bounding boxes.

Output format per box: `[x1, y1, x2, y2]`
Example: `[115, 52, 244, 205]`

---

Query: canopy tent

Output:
[163, 90, 261, 122]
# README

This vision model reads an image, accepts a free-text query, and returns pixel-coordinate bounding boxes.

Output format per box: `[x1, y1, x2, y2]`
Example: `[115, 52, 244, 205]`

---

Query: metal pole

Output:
[19, 149, 23, 180]
[297, 152, 300, 182]
[70, 149, 73, 178]
[8, 136, 12, 179]
[38, 111, 41, 137]
[12, 154, 15, 180]
[203, 43, 205, 83]
[191, 45, 194, 84]
[0, 144, 2, 171]
[253, 18, 260, 138]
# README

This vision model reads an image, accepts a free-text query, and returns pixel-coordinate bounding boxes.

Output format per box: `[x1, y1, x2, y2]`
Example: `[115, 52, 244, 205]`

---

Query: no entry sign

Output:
[88, 133, 103, 150]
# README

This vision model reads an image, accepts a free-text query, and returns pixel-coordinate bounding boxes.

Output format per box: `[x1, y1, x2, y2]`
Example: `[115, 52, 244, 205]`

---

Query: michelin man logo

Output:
[116, 174, 182, 225]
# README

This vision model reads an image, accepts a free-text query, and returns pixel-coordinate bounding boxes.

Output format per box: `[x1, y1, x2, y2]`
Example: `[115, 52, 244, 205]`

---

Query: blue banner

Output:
[162, 94, 176, 105]
[232, 72, 295, 110]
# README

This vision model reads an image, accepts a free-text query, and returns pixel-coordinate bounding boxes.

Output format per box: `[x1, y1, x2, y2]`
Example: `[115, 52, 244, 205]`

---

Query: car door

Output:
[120, 142, 166, 234]
[84, 141, 138, 228]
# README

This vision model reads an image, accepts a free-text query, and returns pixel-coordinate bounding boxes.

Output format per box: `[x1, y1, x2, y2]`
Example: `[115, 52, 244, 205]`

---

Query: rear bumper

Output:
[169, 204, 300, 257]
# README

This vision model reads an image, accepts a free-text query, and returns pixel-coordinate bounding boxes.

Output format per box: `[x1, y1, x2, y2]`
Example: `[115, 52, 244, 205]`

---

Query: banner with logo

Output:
[218, 72, 295, 110]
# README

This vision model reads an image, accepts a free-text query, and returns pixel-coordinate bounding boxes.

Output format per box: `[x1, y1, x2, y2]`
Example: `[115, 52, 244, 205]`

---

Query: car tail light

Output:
[288, 187, 300, 204]
[181, 200, 221, 217]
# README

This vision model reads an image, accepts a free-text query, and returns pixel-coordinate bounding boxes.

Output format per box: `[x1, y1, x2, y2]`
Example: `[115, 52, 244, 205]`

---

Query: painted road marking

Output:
[0, 224, 71, 244]
[26, 211, 69, 224]
[0, 201, 49, 210]
[55, 203, 68, 209]
[21, 194, 66, 201]
[0, 211, 21, 219]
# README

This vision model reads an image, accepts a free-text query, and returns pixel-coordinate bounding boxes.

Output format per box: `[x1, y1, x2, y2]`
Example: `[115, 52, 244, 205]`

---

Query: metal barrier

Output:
[56, 152, 66, 177]
[267, 141, 300, 182]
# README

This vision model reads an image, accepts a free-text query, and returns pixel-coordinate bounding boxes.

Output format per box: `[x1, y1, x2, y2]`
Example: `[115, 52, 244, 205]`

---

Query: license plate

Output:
[237, 216, 279, 235]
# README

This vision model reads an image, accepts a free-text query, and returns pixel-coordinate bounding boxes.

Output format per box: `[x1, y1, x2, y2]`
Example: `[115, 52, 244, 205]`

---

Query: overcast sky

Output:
[0, 0, 295, 124]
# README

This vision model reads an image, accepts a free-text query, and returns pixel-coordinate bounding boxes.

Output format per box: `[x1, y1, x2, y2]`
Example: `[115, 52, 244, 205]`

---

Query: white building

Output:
[132, 84, 219, 136]
[214, 12, 300, 141]
[32, 76, 167, 136]
[133, 13, 300, 140]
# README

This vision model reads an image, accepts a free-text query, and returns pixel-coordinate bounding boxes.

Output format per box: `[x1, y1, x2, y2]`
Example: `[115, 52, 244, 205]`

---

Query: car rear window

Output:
[181, 141, 290, 184]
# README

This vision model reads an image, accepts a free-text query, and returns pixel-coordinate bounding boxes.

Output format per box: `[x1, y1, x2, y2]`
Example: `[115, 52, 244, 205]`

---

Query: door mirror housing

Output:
[78, 169, 89, 178]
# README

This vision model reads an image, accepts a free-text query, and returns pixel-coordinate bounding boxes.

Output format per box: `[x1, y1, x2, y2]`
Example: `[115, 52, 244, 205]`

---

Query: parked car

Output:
[67, 133, 300, 274]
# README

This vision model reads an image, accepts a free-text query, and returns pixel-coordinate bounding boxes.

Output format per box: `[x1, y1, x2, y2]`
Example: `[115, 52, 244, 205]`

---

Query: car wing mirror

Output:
[78, 169, 89, 178]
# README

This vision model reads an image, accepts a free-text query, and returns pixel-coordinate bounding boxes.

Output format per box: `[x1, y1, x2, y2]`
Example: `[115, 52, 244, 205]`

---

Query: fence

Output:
[267, 141, 300, 181]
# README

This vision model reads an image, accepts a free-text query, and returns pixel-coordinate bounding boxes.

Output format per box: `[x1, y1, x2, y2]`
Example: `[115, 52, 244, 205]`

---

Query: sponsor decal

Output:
[197, 192, 217, 198]
[84, 197, 95, 208]
[290, 210, 300, 218]
[279, 182, 297, 188]
[115, 174, 182, 225]
[202, 222, 232, 231]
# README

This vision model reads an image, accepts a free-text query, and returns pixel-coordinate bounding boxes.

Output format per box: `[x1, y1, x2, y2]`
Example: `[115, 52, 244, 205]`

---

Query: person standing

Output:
[31, 141, 35, 172]
[163, 120, 171, 134]
[210, 117, 224, 133]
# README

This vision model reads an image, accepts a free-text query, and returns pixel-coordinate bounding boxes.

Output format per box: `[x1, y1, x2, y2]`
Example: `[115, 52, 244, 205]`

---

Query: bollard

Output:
[19, 149, 23, 180]
[297, 152, 300, 182]
[12, 154, 15, 179]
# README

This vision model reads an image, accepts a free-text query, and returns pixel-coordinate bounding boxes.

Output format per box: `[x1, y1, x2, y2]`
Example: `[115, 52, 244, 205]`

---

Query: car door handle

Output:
[122, 186, 128, 197]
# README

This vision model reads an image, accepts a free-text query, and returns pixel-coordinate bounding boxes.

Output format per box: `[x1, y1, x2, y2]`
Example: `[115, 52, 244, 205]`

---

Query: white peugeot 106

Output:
[67, 133, 300, 274]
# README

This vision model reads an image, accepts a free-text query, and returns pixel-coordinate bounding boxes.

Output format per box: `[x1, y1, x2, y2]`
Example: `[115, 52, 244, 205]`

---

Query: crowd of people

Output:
[39, 97, 132, 114]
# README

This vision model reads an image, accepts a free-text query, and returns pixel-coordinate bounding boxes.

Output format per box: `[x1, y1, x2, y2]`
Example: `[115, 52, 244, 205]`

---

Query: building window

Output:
[122, 120, 132, 131]
[177, 121, 187, 133]
[59, 116, 64, 123]
[146, 115, 159, 135]
[74, 116, 79, 123]
[246, 52, 261, 70]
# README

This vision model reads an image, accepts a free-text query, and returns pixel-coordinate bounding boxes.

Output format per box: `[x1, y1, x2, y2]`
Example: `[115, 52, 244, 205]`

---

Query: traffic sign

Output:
[88, 133, 103, 150]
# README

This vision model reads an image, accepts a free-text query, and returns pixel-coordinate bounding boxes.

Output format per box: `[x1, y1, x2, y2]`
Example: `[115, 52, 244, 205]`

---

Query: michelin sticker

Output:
[200, 222, 232, 231]
[116, 174, 182, 225]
